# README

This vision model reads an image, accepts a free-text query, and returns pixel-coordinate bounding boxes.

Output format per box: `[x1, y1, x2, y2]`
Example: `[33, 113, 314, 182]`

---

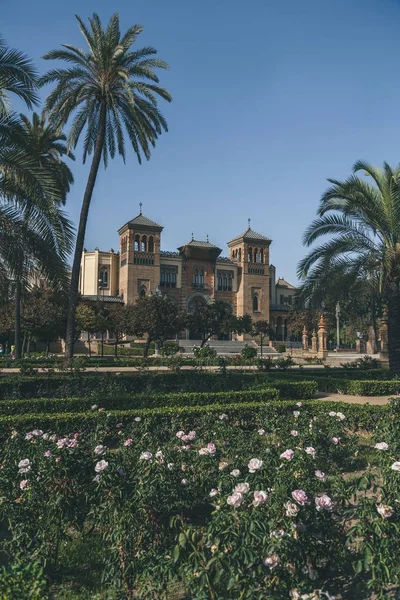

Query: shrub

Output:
[159, 342, 180, 357]
[347, 379, 400, 396]
[340, 356, 380, 370]
[0, 562, 48, 599]
[275, 355, 295, 370]
[256, 356, 275, 371]
[192, 345, 218, 360]
[240, 344, 257, 360]
[277, 344, 286, 353]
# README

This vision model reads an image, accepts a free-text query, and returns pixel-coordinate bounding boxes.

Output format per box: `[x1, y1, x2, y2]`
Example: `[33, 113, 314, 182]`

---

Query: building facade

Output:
[79, 210, 296, 340]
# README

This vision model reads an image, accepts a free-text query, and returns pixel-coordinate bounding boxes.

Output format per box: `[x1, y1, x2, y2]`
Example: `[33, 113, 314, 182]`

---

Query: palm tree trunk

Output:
[14, 280, 22, 359]
[388, 288, 400, 373]
[64, 103, 107, 358]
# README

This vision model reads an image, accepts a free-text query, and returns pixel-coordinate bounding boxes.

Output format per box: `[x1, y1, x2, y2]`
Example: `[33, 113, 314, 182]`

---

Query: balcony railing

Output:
[192, 282, 211, 290]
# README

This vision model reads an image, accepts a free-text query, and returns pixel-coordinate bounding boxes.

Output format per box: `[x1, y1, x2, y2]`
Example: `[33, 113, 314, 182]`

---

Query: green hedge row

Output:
[0, 373, 318, 400]
[0, 388, 282, 415]
[346, 379, 400, 396]
[0, 399, 389, 436]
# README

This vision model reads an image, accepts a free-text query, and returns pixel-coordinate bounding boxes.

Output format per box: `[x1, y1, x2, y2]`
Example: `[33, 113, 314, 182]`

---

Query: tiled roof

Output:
[217, 256, 235, 263]
[228, 227, 271, 245]
[160, 250, 180, 258]
[276, 278, 296, 290]
[128, 213, 163, 228]
[182, 239, 222, 250]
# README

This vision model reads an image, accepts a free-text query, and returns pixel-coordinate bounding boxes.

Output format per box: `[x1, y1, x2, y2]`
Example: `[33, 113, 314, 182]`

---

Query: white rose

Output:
[248, 458, 263, 473]
[234, 482, 250, 494]
[391, 461, 400, 471]
[284, 501, 299, 517]
[374, 442, 389, 451]
[227, 491, 244, 508]
[18, 459, 31, 474]
[95, 460, 109, 473]
[253, 490, 268, 507]
[94, 445, 106, 455]
[230, 469, 241, 477]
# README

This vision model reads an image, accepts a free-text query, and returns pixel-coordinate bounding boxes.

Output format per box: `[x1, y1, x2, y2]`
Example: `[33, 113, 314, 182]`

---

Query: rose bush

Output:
[0, 400, 399, 598]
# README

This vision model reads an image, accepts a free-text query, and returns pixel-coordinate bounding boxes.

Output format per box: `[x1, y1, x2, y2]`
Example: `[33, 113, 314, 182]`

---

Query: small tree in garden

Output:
[105, 304, 128, 358]
[126, 295, 185, 357]
[187, 300, 234, 347]
[75, 302, 99, 357]
[251, 320, 274, 356]
[232, 313, 253, 338]
[21, 287, 67, 354]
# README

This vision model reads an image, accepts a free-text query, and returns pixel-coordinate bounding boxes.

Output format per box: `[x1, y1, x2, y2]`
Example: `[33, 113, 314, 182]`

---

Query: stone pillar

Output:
[311, 329, 317, 353]
[302, 326, 309, 351]
[355, 339, 362, 353]
[317, 315, 328, 359]
[366, 325, 377, 355]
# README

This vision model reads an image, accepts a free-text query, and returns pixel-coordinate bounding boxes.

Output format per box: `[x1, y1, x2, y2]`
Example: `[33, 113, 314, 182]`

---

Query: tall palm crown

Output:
[0, 36, 38, 116]
[299, 161, 400, 371]
[40, 13, 171, 165]
[40, 13, 172, 358]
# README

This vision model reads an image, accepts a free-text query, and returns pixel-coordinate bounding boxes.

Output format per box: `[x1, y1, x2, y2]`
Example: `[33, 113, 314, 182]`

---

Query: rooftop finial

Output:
[206, 233, 209, 242]
[248, 217, 251, 228]
[139, 202, 143, 215]
[191, 231, 194, 241]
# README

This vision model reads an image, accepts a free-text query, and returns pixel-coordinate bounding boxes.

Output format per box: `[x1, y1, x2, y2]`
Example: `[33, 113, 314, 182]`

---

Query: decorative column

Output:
[317, 315, 328, 359]
[311, 329, 317, 353]
[302, 326, 309, 351]
[366, 325, 377, 355]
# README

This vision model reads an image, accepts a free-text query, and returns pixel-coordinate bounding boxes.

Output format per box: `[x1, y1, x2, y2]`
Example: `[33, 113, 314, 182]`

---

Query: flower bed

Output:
[0, 399, 399, 598]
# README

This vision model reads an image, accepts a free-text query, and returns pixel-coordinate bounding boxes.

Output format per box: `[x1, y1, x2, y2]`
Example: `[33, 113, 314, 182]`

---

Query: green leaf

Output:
[173, 544, 180, 563]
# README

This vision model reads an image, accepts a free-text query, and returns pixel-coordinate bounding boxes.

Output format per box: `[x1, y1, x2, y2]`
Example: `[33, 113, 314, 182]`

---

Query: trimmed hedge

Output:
[346, 379, 400, 396]
[0, 399, 389, 436]
[0, 373, 317, 400]
[0, 388, 280, 415]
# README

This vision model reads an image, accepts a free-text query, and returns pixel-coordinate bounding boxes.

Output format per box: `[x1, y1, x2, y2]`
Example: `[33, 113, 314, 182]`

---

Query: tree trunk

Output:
[64, 103, 107, 358]
[21, 331, 27, 357]
[143, 337, 151, 358]
[115, 337, 118, 359]
[14, 280, 22, 359]
[88, 334, 91, 358]
[387, 288, 400, 372]
[26, 332, 31, 356]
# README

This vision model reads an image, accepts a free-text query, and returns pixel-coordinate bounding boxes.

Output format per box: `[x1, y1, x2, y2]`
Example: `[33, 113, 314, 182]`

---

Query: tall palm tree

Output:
[0, 112, 74, 358]
[40, 13, 172, 358]
[0, 35, 38, 116]
[298, 161, 400, 371]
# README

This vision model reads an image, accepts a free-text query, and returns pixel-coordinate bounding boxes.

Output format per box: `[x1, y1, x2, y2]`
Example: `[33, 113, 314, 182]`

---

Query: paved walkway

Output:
[317, 392, 393, 406]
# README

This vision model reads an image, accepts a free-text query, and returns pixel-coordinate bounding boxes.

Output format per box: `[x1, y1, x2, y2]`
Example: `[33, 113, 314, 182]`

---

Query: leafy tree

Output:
[187, 300, 235, 347]
[126, 296, 184, 357]
[41, 13, 172, 358]
[232, 314, 253, 338]
[0, 36, 38, 115]
[21, 287, 67, 354]
[251, 320, 274, 356]
[0, 112, 74, 358]
[75, 303, 99, 357]
[298, 161, 400, 371]
[105, 304, 128, 358]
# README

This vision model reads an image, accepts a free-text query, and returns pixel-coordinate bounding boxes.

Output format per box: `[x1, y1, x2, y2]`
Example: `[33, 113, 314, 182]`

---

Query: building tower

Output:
[227, 220, 271, 333]
[117, 205, 163, 303]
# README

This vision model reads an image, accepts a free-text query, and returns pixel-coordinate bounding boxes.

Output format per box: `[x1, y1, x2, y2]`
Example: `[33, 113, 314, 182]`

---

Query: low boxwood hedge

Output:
[0, 388, 281, 415]
[0, 399, 389, 436]
[346, 379, 400, 396]
[0, 372, 318, 400]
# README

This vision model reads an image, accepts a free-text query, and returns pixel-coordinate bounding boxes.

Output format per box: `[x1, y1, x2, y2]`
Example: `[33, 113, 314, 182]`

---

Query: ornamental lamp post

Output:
[335, 302, 340, 351]
[98, 278, 106, 358]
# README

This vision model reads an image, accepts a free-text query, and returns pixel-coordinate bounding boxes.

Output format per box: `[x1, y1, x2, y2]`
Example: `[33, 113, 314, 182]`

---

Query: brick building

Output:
[79, 209, 296, 340]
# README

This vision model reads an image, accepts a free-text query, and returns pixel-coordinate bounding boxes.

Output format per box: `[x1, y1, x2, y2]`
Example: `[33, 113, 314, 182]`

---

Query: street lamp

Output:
[98, 278, 106, 358]
[335, 302, 340, 351]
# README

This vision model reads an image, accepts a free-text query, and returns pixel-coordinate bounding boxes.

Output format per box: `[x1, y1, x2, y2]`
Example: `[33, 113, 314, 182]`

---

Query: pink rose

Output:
[139, 451, 153, 461]
[374, 442, 389, 451]
[296, 402, 302, 407]
[305, 447, 316, 458]
[227, 491, 244, 508]
[234, 482, 250, 494]
[19, 479, 29, 490]
[315, 470, 326, 481]
[258, 429, 266, 436]
[293, 411, 300, 418]
[280, 449, 294, 461]
[248, 458, 263, 473]
[55, 457, 61, 463]
[116, 423, 123, 429]
[332, 437, 340, 445]
[291, 489, 308, 505]
[207, 443, 217, 455]
[315, 494, 333, 511]
[74, 432, 80, 439]
[263, 554, 279, 569]
[124, 438, 133, 447]
[290, 430, 299, 437]
[253, 490, 268, 507]
[44, 450, 52, 458]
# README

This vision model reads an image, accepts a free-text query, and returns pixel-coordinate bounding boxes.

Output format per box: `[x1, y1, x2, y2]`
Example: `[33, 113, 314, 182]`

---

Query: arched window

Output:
[166, 272, 171, 285]
[99, 267, 109, 288]
[199, 269, 204, 286]
[148, 236, 154, 253]
[134, 235, 140, 251]
[260, 249, 264, 264]
[248, 247, 253, 263]
[254, 248, 258, 263]
[193, 269, 199, 286]
[141, 235, 147, 252]
[238, 248, 242, 262]
[217, 276, 222, 290]
[252, 294, 259, 312]
[160, 271, 165, 285]
[227, 274, 233, 291]
[140, 288, 146, 297]
[172, 272, 177, 286]
[223, 276, 228, 291]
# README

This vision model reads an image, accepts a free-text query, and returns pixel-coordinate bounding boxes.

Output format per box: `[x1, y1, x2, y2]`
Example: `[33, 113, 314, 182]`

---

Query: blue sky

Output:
[2, 0, 400, 283]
